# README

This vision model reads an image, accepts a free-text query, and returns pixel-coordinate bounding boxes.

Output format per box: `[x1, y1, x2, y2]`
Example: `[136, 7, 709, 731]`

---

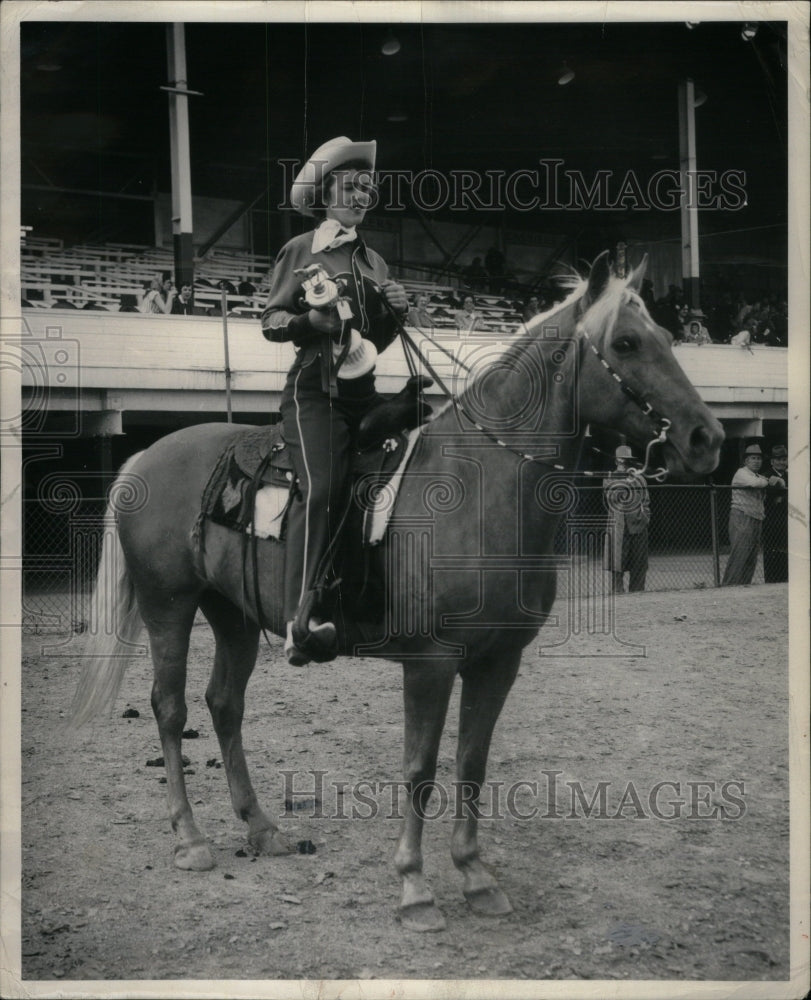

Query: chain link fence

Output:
[21, 484, 784, 634]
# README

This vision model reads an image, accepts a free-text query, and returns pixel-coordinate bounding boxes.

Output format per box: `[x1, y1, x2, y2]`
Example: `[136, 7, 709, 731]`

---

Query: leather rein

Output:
[382, 293, 672, 482]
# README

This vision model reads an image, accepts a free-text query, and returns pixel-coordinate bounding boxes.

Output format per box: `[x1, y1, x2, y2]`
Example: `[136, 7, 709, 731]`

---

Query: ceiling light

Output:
[741, 23, 759, 41]
[557, 61, 575, 86]
[381, 30, 401, 56]
[387, 111, 408, 123]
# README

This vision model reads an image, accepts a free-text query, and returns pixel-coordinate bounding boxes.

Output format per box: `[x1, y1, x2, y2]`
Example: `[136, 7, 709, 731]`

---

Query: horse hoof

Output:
[173, 842, 215, 871]
[464, 886, 513, 917]
[249, 828, 293, 857]
[398, 902, 447, 933]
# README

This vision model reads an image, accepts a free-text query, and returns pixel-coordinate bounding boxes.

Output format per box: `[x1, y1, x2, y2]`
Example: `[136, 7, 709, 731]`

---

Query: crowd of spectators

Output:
[649, 285, 788, 347]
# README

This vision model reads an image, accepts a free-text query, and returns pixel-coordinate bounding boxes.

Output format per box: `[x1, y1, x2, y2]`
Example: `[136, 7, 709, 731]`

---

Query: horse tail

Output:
[69, 453, 146, 727]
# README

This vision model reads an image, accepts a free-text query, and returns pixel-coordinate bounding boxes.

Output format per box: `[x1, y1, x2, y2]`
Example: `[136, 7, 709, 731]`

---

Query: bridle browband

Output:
[382, 285, 672, 482]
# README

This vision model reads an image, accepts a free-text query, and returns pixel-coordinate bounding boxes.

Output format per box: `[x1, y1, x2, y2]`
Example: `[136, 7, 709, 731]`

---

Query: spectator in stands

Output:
[521, 296, 542, 324]
[238, 276, 257, 296]
[653, 284, 686, 337]
[261, 135, 409, 666]
[681, 309, 711, 345]
[603, 445, 651, 593]
[140, 275, 176, 315]
[484, 246, 506, 294]
[171, 282, 195, 315]
[407, 293, 434, 330]
[762, 444, 789, 582]
[722, 442, 785, 586]
[455, 295, 482, 335]
[640, 278, 656, 313]
[461, 256, 488, 291]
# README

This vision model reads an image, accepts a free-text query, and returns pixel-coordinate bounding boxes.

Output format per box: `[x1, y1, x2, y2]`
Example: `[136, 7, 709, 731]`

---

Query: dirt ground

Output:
[17, 583, 791, 992]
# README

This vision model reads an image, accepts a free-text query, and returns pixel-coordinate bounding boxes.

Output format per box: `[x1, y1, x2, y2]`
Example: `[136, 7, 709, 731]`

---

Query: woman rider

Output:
[261, 137, 409, 665]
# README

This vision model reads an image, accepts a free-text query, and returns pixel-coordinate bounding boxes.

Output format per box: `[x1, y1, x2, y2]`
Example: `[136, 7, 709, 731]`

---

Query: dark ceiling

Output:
[20, 18, 788, 244]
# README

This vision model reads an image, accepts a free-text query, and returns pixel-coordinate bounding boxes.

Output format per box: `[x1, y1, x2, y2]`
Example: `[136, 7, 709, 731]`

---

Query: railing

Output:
[20, 484, 786, 635]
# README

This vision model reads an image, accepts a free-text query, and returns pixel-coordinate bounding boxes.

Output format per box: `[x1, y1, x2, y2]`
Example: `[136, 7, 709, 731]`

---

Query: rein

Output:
[383, 294, 672, 481]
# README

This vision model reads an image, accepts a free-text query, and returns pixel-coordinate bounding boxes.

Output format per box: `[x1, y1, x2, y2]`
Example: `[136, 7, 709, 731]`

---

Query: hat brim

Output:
[291, 138, 377, 217]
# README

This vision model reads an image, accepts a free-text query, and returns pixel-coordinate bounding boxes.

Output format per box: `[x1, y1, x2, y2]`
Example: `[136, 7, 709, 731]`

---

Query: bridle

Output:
[384, 290, 673, 482]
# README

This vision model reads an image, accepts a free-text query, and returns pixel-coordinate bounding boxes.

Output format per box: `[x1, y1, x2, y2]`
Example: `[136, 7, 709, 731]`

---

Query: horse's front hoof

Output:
[173, 842, 215, 871]
[249, 828, 293, 857]
[398, 901, 447, 933]
[464, 885, 513, 917]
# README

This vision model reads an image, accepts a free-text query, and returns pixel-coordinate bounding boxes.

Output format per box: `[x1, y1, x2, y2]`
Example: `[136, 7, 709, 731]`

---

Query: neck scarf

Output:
[312, 219, 358, 254]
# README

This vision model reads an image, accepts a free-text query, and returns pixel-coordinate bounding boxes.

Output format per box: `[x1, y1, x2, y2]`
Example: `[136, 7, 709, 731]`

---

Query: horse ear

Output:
[587, 251, 612, 300]
[628, 255, 649, 292]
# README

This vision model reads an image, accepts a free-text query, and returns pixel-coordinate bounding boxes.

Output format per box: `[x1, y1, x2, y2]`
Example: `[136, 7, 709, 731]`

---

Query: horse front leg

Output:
[143, 593, 215, 871]
[395, 659, 456, 932]
[451, 648, 522, 916]
[199, 591, 291, 858]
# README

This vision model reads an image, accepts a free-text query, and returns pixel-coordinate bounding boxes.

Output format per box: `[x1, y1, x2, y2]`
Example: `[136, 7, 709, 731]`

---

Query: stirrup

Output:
[290, 619, 338, 664]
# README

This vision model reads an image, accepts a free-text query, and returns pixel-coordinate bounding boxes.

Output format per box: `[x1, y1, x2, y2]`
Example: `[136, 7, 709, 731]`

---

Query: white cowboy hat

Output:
[615, 445, 633, 459]
[290, 136, 377, 217]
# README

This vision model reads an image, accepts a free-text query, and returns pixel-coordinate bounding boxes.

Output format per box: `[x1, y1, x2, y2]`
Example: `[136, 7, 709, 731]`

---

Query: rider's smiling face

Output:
[325, 168, 374, 228]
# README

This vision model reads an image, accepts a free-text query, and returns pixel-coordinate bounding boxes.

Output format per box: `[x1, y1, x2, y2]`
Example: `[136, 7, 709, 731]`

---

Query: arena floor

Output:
[17, 583, 792, 990]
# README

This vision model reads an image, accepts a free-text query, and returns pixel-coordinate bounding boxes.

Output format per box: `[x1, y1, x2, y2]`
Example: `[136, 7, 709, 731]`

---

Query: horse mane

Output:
[424, 261, 652, 427]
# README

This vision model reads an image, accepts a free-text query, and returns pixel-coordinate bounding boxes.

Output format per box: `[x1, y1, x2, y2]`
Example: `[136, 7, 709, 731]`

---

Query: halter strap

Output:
[381, 291, 672, 480]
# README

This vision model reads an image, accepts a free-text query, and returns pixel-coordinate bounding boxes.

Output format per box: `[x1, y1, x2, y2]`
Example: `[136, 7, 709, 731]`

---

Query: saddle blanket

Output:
[201, 424, 422, 547]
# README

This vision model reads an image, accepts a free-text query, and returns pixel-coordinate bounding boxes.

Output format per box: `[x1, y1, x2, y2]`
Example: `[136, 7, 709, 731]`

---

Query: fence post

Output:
[709, 485, 721, 587]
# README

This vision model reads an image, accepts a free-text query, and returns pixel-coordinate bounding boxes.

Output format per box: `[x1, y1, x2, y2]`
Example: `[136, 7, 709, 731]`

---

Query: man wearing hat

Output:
[261, 137, 409, 665]
[603, 445, 651, 594]
[722, 442, 785, 586]
[762, 444, 789, 582]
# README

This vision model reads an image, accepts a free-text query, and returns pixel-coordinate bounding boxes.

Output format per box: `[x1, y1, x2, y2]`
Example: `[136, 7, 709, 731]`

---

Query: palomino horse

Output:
[71, 254, 723, 931]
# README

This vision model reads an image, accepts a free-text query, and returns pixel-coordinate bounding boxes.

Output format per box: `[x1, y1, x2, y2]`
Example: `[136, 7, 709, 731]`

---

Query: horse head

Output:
[576, 252, 724, 477]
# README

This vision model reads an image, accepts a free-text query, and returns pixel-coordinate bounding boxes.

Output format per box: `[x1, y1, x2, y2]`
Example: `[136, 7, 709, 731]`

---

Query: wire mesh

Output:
[20, 483, 784, 633]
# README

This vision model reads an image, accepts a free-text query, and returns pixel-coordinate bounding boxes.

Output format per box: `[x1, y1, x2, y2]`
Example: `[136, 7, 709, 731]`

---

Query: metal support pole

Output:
[221, 288, 232, 422]
[166, 24, 196, 290]
[709, 485, 721, 586]
[678, 78, 701, 310]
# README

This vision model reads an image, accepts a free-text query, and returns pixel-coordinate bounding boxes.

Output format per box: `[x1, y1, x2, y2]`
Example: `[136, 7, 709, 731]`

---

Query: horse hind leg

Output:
[199, 591, 291, 857]
[395, 659, 457, 932]
[142, 590, 215, 871]
[451, 650, 522, 916]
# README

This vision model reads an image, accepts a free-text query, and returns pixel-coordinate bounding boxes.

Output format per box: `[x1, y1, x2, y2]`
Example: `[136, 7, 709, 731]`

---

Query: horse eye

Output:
[612, 336, 637, 355]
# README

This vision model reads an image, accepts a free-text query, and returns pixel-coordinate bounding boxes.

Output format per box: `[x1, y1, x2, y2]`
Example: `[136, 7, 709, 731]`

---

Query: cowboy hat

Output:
[615, 445, 633, 459]
[744, 442, 763, 456]
[290, 136, 377, 217]
[770, 444, 788, 459]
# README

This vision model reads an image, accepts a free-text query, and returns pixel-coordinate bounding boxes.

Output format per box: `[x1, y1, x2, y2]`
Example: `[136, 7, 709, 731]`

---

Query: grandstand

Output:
[21, 238, 527, 332]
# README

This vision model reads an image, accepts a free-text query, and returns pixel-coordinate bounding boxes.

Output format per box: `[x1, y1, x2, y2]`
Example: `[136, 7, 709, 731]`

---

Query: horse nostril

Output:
[690, 423, 722, 452]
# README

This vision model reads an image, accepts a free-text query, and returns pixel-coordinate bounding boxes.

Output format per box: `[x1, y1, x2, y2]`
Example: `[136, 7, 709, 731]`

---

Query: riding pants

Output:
[279, 367, 370, 623]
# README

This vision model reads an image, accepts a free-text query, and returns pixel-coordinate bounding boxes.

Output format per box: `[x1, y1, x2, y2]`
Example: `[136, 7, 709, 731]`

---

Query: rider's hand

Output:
[308, 308, 343, 335]
[380, 280, 409, 314]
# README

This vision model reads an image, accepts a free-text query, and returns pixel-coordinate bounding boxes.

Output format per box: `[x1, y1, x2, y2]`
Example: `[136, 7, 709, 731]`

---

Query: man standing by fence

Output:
[722, 442, 785, 586]
[603, 445, 651, 594]
[762, 444, 789, 583]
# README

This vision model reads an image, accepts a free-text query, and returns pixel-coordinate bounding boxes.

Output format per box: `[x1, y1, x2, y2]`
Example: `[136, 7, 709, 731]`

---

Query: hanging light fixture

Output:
[557, 61, 575, 86]
[741, 23, 759, 41]
[381, 30, 401, 56]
